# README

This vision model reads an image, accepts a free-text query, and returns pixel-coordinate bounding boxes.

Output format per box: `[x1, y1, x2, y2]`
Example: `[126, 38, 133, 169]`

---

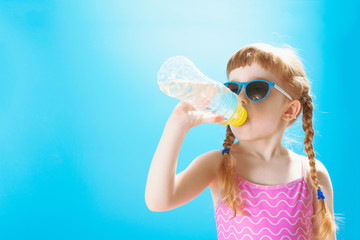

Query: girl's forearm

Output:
[145, 117, 189, 211]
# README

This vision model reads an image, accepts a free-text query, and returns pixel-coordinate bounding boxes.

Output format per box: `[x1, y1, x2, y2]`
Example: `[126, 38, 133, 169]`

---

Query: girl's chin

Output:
[231, 120, 248, 130]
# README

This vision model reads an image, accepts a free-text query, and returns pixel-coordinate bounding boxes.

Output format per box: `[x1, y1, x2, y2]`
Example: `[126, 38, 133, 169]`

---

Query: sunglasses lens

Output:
[225, 82, 239, 94]
[246, 81, 269, 101]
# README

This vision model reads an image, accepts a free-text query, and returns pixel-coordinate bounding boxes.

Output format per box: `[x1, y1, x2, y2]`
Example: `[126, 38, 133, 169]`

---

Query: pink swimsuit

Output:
[215, 151, 314, 240]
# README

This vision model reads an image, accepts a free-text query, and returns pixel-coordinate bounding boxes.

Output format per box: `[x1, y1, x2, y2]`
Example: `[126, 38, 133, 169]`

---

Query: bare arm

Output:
[144, 116, 189, 211]
[145, 101, 224, 211]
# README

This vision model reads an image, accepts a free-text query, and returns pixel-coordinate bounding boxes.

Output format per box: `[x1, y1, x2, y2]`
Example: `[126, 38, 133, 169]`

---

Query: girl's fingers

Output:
[215, 115, 225, 122]
[202, 114, 224, 123]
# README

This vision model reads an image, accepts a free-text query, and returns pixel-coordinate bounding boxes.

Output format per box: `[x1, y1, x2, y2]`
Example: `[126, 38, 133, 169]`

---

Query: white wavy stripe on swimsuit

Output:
[216, 212, 312, 226]
[218, 232, 308, 240]
[218, 231, 308, 240]
[217, 224, 309, 236]
[218, 232, 306, 240]
[240, 197, 312, 209]
[214, 182, 312, 211]
[237, 188, 310, 200]
[238, 184, 306, 193]
[215, 197, 311, 216]
[238, 179, 304, 190]
[216, 208, 313, 219]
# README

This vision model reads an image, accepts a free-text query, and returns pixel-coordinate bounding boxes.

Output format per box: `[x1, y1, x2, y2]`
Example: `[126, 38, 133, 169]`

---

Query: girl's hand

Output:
[168, 101, 225, 130]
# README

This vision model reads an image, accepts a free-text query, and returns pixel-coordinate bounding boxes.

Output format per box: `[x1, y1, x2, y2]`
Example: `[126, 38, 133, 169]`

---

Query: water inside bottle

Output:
[158, 80, 234, 119]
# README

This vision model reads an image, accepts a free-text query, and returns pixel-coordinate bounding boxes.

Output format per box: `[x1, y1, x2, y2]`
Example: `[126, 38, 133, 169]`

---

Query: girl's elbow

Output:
[145, 195, 170, 212]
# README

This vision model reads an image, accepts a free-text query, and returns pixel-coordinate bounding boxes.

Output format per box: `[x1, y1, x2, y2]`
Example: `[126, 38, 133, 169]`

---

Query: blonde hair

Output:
[218, 43, 338, 239]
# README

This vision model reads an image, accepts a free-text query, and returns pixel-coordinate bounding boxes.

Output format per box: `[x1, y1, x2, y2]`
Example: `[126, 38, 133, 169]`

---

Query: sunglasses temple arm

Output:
[274, 84, 293, 100]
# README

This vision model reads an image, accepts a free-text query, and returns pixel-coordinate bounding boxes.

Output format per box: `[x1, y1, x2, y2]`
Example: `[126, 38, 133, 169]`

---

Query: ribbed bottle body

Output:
[157, 56, 247, 126]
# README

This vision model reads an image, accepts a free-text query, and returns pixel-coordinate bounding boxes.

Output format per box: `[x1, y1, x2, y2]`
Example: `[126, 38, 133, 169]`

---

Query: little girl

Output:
[145, 43, 337, 239]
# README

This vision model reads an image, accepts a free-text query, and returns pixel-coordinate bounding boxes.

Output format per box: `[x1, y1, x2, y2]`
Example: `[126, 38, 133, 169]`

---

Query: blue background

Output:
[0, 0, 357, 239]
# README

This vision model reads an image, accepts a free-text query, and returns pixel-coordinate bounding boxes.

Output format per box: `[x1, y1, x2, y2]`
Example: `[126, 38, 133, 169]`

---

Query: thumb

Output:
[216, 115, 225, 122]
[204, 114, 225, 123]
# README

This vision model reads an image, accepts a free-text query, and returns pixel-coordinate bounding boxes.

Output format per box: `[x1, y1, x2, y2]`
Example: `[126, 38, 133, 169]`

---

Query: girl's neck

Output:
[233, 140, 288, 163]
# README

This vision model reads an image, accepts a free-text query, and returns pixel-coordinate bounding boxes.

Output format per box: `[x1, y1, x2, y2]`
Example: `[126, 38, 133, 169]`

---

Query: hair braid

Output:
[301, 94, 336, 239]
[218, 125, 247, 219]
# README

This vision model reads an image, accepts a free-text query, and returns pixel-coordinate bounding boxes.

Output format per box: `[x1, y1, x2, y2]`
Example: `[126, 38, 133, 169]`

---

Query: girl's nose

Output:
[238, 87, 249, 106]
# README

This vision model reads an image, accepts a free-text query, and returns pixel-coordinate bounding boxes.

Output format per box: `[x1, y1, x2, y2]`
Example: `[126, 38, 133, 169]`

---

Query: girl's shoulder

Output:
[207, 149, 224, 185]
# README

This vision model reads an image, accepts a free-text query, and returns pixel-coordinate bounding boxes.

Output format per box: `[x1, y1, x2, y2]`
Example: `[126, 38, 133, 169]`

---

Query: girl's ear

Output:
[282, 100, 301, 121]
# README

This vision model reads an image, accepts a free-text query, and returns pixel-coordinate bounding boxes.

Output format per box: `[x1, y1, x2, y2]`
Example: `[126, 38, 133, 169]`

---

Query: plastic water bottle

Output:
[157, 56, 247, 126]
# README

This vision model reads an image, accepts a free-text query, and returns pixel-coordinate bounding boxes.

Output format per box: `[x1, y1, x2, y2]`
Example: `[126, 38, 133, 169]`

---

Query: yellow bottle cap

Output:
[218, 97, 247, 127]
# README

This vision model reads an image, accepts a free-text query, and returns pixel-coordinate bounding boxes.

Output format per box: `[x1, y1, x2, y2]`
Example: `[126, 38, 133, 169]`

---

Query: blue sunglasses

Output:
[223, 79, 293, 102]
